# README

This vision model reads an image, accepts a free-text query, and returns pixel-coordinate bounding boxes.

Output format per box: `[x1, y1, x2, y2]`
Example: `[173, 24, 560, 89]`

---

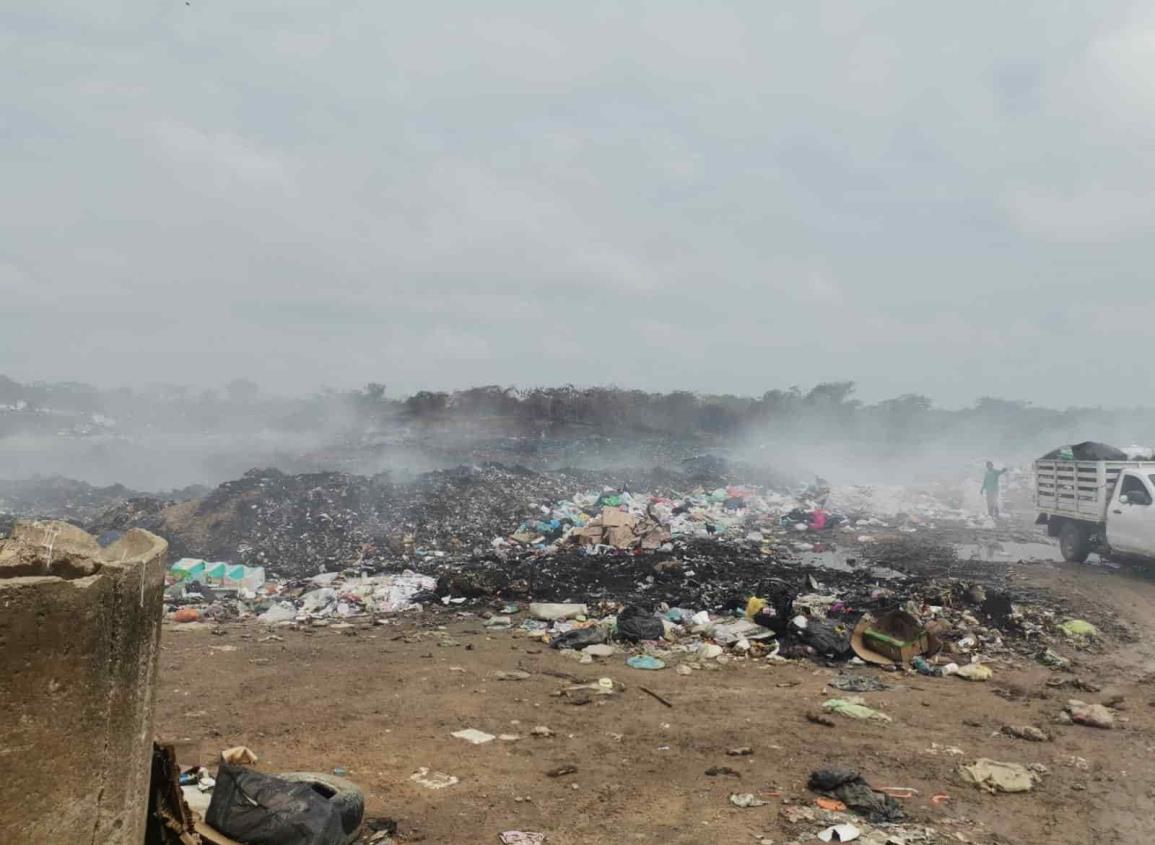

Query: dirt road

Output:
[156, 559, 1155, 845]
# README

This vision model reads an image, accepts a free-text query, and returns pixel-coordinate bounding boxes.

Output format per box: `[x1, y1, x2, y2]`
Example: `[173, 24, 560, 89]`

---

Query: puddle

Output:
[953, 540, 1061, 562]
[799, 548, 904, 579]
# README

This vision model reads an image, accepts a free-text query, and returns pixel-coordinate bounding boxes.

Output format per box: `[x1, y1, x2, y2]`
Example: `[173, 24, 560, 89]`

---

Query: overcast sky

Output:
[2, 2, 1153, 407]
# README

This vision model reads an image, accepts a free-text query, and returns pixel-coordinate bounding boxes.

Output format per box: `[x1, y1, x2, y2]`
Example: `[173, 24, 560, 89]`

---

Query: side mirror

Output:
[1121, 493, 1131, 505]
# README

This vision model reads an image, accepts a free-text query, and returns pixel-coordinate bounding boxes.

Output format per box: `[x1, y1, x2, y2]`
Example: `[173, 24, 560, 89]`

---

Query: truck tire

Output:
[1059, 522, 1091, 563]
[277, 771, 364, 841]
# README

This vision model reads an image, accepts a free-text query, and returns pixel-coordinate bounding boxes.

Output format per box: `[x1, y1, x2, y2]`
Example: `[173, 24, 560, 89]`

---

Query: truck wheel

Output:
[1059, 522, 1091, 563]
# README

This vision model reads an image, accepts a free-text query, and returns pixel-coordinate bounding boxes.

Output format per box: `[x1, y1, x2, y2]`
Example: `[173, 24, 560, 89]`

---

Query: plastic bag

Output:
[615, 606, 664, 642]
[206, 761, 346, 845]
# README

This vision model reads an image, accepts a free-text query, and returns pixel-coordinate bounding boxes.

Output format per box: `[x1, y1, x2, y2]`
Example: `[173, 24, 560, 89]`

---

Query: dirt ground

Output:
[156, 558, 1155, 845]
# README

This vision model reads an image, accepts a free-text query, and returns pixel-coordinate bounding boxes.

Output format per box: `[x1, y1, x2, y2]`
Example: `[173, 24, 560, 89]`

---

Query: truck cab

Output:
[1106, 469, 1155, 557]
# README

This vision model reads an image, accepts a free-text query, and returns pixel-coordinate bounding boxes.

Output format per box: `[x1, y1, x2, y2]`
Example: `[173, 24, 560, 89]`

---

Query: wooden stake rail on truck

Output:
[1035, 459, 1155, 562]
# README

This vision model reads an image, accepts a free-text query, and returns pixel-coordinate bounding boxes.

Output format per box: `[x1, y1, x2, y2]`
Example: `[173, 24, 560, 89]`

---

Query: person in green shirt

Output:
[981, 461, 1009, 518]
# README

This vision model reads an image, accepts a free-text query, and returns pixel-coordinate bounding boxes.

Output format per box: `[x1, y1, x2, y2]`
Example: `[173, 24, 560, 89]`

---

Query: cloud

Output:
[1004, 185, 1155, 241]
[1, 1, 1154, 408]
[153, 122, 293, 189]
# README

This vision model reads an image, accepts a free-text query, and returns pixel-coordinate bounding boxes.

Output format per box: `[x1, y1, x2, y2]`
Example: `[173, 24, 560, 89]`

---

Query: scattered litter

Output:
[530, 603, 588, 621]
[815, 798, 847, 812]
[1037, 648, 1071, 670]
[822, 698, 892, 723]
[1058, 619, 1099, 643]
[626, 655, 666, 671]
[877, 787, 918, 798]
[550, 626, 608, 650]
[453, 729, 496, 745]
[206, 751, 357, 845]
[730, 793, 769, 808]
[1002, 725, 1049, 742]
[500, 833, 545, 845]
[258, 603, 298, 624]
[1065, 700, 1114, 729]
[818, 823, 861, 843]
[616, 605, 665, 641]
[958, 759, 1036, 793]
[850, 611, 928, 665]
[782, 805, 818, 823]
[546, 764, 578, 778]
[410, 768, 459, 789]
[954, 663, 992, 682]
[496, 670, 531, 681]
[829, 675, 888, 693]
[808, 769, 905, 823]
[583, 644, 615, 657]
[705, 766, 742, 778]
[727, 746, 754, 757]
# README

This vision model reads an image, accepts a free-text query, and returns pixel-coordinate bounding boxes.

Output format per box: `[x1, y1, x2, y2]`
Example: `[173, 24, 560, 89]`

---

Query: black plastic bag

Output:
[802, 620, 851, 658]
[808, 768, 904, 823]
[551, 626, 608, 649]
[206, 762, 346, 845]
[1041, 441, 1127, 461]
[615, 606, 664, 642]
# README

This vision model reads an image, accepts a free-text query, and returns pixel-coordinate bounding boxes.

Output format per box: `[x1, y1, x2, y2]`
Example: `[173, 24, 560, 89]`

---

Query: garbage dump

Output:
[154, 471, 1101, 682]
[6, 455, 1137, 845]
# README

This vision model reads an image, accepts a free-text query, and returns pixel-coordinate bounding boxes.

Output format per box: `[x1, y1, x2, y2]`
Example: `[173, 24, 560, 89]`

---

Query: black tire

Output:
[277, 771, 364, 841]
[1059, 522, 1091, 563]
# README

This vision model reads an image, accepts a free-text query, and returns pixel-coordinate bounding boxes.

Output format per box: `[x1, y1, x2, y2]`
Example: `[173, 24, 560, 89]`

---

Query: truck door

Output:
[1106, 472, 1155, 555]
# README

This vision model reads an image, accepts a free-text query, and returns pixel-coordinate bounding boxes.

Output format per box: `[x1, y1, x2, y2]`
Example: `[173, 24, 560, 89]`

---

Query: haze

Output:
[3, 2, 1154, 406]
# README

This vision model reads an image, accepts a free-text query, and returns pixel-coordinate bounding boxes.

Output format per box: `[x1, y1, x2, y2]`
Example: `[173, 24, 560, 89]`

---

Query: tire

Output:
[1059, 522, 1091, 563]
[277, 771, 364, 841]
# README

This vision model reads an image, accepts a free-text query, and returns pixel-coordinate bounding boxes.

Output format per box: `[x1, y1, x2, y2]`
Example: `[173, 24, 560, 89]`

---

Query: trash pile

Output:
[477, 549, 1103, 678]
[165, 562, 436, 626]
[94, 464, 763, 578]
[500, 485, 825, 554]
[154, 463, 1106, 679]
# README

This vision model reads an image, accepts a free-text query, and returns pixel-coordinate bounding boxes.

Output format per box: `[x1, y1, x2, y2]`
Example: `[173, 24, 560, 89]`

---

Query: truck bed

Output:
[1035, 459, 1155, 521]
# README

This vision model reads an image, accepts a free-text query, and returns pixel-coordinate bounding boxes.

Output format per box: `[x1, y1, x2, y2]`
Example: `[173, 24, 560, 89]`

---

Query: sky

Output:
[2, 1, 1154, 407]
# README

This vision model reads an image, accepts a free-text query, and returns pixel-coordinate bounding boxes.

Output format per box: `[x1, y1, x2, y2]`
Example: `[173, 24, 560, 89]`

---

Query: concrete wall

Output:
[0, 521, 168, 845]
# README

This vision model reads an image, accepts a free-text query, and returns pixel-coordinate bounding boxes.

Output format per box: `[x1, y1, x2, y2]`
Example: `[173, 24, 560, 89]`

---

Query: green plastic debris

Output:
[1059, 619, 1099, 641]
[822, 698, 893, 723]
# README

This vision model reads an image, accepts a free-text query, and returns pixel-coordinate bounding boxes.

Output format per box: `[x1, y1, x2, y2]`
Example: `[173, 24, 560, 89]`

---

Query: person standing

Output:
[981, 461, 1009, 518]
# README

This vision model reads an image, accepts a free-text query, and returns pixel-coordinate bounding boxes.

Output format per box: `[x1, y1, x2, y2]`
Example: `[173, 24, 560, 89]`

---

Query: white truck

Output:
[1035, 459, 1155, 562]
